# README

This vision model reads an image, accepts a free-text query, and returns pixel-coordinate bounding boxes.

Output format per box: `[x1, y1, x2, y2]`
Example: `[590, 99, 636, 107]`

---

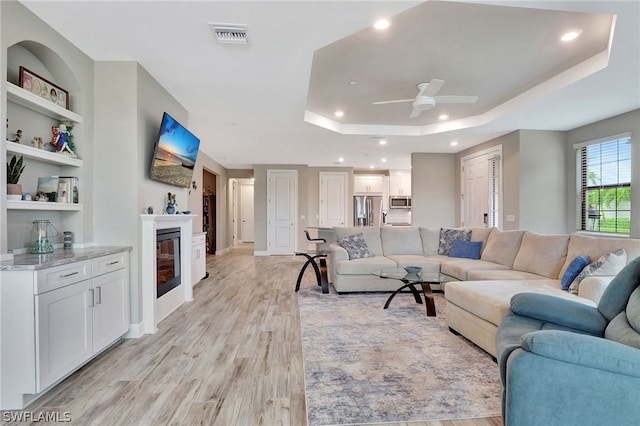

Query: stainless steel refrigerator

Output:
[354, 195, 383, 227]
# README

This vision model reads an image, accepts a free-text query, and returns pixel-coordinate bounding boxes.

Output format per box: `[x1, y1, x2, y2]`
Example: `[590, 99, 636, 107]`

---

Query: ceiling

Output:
[20, 1, 640, 171]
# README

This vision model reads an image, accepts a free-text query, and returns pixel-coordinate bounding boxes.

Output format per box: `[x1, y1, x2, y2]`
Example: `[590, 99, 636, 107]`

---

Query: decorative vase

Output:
[7, 183, 22, 200]
[166, 204, 176, 214]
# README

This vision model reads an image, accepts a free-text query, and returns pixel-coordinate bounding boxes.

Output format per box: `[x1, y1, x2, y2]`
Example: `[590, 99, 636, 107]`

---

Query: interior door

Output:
[319, 172, 347, 228]
[462, 153, 489, 227]
[240, 183, 255, 242]
[268, 170, 297, 255]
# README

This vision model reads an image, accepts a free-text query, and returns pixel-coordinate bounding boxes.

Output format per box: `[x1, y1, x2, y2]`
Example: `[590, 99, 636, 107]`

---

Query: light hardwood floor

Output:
[13, 244, 502, 426]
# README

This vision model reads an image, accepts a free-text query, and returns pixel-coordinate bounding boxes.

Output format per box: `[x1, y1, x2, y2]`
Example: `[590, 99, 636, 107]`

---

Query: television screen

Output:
[150, 112, 201, 188]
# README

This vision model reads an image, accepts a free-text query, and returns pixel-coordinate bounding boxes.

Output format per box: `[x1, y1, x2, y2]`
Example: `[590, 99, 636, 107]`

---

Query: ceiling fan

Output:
[373, 79, 478, 118]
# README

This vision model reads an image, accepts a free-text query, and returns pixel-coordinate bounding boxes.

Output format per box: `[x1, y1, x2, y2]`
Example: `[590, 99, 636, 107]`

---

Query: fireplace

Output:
[156, 227, 181, 298]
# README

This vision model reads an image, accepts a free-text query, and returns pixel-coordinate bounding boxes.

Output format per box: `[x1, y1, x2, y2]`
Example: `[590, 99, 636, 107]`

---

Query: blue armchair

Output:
[496, 256, 640, 426]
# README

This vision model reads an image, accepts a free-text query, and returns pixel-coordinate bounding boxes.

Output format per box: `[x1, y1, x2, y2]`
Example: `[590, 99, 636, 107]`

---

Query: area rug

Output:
[298, 286, 502, 426]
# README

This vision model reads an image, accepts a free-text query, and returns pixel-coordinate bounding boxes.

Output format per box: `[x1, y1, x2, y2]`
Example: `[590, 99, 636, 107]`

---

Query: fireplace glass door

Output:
[156, 227, 181, 298]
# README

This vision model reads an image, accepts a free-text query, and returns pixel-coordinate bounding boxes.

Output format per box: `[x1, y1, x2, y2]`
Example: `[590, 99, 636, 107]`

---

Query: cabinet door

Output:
[353, 175, 369, 193]
[92, 269, 130, 353]
[400, 173, 411, 196]
[367, 176, 383, 193]
[319, 172, 347, 227]
[192, 236, 206, 285]
[36, 281, 93, 391]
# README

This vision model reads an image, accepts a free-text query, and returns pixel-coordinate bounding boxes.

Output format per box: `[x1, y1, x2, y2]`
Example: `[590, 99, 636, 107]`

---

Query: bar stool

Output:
[295, 230, 329, 293]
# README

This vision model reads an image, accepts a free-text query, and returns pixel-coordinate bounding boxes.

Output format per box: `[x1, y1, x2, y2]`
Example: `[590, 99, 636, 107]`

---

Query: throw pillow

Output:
[337, 233, 371, 260]
[568, 249, 627, 294]
[438, 228, 472, 255]
[561, 255, 591, 290]
[448, 240, 482, 260]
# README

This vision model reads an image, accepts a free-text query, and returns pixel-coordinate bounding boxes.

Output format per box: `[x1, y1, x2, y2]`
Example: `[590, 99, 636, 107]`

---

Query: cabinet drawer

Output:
[91, 252, 128, 277]
[36, 261, 91, 294]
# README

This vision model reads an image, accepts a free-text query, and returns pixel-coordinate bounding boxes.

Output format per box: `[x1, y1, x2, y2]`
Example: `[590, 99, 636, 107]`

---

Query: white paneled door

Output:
[268, 170, 297, 255]
[462, 153, 489, 227]
[319, 172, 347, 228]
[240, 183, 255, 242]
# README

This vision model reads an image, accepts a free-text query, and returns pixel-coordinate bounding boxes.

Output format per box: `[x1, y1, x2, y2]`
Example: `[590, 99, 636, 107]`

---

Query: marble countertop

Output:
[0, 246, 132, 271]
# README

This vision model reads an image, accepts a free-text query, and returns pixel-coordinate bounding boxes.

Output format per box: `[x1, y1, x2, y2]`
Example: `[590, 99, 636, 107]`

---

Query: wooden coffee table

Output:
[372, 267, 449, 317]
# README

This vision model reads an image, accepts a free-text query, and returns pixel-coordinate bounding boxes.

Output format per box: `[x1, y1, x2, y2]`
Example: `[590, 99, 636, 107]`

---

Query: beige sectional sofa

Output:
[328, 226, 640, 356]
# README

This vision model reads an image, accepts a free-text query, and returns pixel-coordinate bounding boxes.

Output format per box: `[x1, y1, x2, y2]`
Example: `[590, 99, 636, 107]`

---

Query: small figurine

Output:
[31, 136, 44, 149]
[51, 124, 77, 157]
[9, 129, 22, 143]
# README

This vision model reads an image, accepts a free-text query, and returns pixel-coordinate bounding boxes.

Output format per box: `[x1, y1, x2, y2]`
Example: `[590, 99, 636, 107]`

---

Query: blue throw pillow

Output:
[561, 255, 591, 290]
[448, 240, 482, 260]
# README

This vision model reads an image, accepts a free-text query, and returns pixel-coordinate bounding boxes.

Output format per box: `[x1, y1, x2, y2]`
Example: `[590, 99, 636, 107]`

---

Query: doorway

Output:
[239, 182, 255, 242]
[203, 169, 216, 254]
[267, 169, 298, 255]
[460, 146, 502, 228]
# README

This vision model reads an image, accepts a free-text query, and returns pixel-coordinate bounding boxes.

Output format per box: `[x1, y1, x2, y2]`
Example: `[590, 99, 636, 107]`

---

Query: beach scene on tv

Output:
[150, 113, 201, 188]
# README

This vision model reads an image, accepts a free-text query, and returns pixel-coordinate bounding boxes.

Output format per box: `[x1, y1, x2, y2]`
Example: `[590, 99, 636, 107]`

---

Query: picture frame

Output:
[19, 66, 69, 109]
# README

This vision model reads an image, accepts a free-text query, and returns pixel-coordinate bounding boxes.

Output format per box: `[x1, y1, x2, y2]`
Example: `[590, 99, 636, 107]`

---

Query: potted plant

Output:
[6, 155, 25, 200]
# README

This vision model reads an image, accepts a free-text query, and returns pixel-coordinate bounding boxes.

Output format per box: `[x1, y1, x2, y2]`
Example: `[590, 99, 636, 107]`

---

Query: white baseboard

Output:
[123, 322, 144, 339]
[254, 250, 270, 256]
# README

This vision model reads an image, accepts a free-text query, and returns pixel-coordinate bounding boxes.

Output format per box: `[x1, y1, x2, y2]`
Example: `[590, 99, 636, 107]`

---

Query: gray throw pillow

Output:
[438, 228, 472, 255]
[568, 249, 627, 294]
[337, 233, 372, 260]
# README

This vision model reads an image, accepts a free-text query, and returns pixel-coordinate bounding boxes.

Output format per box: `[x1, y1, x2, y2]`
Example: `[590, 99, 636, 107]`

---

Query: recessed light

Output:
[439, 114, 449, 120]
[370, 165, 375, 169]
[381, 158, 387, 163]
[338, 157, 344, 163]
[349, 80, 358, 86]
[450, 141, 458, 146]
[560, 29, 582, 42]
[334, 110, 344, 117]
[378, 139, 387, 145]
[373, 19, 390, 30]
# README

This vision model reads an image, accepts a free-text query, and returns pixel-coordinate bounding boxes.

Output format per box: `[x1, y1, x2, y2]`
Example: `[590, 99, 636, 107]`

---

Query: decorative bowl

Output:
[182, 210, 191, 215]
[403, 266, 422, 275]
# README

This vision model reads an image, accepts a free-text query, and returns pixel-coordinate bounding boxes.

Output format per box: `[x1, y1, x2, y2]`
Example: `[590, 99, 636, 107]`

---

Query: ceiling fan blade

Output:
[421, 79, 445, 97]
[435, 95, 478, 104]
[409, 107, 422, 119]
[372, 98, 414, 105]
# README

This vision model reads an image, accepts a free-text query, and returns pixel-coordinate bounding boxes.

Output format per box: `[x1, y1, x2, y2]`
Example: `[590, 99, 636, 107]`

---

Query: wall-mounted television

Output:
[150, 112, 201, 188]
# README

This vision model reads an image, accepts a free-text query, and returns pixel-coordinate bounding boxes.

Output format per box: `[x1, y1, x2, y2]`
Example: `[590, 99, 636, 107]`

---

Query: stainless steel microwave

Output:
[389, 196, 411, 209]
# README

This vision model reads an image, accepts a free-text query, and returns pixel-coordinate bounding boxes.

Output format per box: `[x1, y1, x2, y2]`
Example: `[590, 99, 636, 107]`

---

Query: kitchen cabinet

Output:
[389, 170, 411, 196]
[354, 175, 384, 194]
[192, 232, 207, 286]
[1, 248, 130, 409]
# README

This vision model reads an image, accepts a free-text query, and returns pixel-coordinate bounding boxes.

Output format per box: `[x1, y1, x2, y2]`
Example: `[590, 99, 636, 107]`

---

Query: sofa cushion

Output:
[420, 227, 441, 256]
[441, 259, 510, 281]
[480, 230, 525, 267]
[449, 240, 482, 259]
[467, 269, 549, 281]
[561, 256, 591, 290]
[381, 227, 422, 256]
[337, 233, 371, 260]
[626, 288, 640, 334]
[568, 249, 627, 294]
[561, 234, 640, 280]
[512, 232, 570, 279]
[334, 256, 397, 275]
[386, 255, 441, 273]
[445, 280, 595, 327]
[438, 228, 471, 255]
[465, 227, 496, 253]
[333, 226, 383, 256]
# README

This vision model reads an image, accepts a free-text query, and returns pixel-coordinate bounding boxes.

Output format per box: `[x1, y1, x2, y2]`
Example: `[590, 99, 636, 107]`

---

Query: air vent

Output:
[209, 23, 248, 44]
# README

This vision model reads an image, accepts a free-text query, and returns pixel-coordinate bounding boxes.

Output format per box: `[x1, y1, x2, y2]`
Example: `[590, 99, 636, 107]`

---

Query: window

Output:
[576, 133, 631, 234]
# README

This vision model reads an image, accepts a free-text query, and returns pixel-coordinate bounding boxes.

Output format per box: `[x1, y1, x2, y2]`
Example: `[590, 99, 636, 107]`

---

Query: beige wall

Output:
[411, 153, 456, 227]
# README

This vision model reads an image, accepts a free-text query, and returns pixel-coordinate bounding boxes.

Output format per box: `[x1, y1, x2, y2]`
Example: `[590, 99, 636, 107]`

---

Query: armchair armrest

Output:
[510, 293, 607, 335]
[522, 330, 640, 378]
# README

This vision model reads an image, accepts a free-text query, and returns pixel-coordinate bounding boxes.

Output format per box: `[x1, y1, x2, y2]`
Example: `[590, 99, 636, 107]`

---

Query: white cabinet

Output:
[192, 233, 206, 286]
[354, 175, 384, 194]
[0, 250, 130, 409]
[389, 170, 412, 196]
[319, 172, 347, 227]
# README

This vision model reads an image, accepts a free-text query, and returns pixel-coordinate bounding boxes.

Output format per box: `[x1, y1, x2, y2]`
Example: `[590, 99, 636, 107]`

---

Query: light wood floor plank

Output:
[13, 244, 501, 426]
